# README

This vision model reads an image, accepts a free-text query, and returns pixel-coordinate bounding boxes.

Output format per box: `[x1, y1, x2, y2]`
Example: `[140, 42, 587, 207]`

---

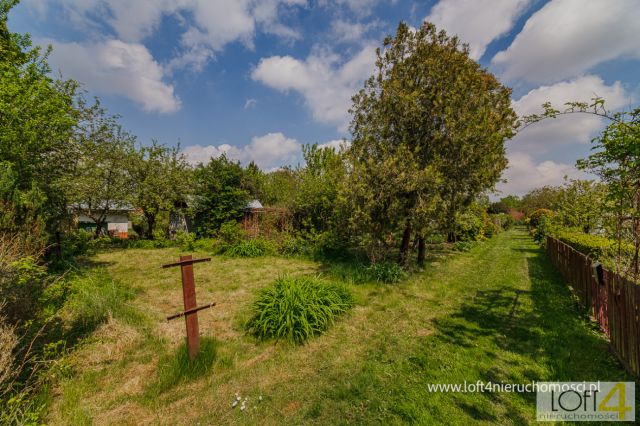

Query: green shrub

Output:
[192, 238, 220, 253]
[279, 236, 315, 257]
[0, 256, 48, 324]
[222, 238, 274, 257]
[529, 208, 554, 227]
[175, 231, 196, 251]
[494, 213, 514, 230]
[60, 230, 94, 258]
[425, 234, 445, 244]
[217, 221, 246, 245]
[246, 276, 353, 344]
[555, 230, 633, 261]
[533, 215, 553, 244]
[453, 241, 473, 252]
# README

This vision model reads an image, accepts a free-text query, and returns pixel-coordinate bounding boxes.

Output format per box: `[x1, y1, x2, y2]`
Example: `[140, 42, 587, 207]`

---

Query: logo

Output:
[536, 382, 635, 422]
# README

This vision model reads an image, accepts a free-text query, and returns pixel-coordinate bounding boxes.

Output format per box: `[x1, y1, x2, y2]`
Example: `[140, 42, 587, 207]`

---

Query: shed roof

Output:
[246, 199, 264, 210]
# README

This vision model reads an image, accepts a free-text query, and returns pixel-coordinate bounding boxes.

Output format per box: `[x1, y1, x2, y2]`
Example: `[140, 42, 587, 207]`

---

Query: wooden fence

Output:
[546, 236, 640, 377]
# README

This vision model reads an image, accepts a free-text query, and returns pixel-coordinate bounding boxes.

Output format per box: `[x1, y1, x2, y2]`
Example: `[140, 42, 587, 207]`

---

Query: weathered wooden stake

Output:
[163, 255, 214, 361]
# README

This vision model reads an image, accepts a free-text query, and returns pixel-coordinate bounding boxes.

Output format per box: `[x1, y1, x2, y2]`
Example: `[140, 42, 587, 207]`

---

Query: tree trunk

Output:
[633, 217, 639, 278]
[54, 231, 62, 260]
[634, 188, 640, 279]
[398, 219, 411, 266]
[147, 214, 156, 240]
[95, 221, 104, 238]
[417, 236, 426, 266]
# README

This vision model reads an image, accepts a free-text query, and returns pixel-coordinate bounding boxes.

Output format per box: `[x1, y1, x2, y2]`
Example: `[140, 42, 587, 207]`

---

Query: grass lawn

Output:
[45, 229, 635, 425]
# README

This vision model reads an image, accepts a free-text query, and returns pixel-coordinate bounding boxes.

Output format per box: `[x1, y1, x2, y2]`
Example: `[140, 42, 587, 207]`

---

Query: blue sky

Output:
[8, 0, 640, 195]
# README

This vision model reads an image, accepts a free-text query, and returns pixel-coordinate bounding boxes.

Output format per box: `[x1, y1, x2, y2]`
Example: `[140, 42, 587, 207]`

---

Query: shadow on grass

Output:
[419, 246, 634, 422]
[299, 235, 635, 424]
[143, 337, 218, 402]
[334, 239, 635, 424]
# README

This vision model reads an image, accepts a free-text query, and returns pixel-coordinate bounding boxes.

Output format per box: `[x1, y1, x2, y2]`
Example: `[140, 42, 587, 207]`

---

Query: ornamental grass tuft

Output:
[245, 276, 353, 344]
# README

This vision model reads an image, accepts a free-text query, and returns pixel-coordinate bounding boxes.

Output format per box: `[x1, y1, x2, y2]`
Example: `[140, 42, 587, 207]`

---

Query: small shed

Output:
[242, 199, 265, 236]
[169, 199, 192, 236]
[72, 204, 133, 238]
[241, 199, 291, 237]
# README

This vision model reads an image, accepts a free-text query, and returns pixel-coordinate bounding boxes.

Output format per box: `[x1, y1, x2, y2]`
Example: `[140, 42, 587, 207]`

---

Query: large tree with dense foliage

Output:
[65, 99, 136, 236]
[131, 141, 192, 238]
[347, 22, 516, 263]
[192, 155, 250, 236]
[261, 168, 298, 207]
[520, 186, 563, 215]
[293, 144, 346, 233]
[0, 0, 78, 245]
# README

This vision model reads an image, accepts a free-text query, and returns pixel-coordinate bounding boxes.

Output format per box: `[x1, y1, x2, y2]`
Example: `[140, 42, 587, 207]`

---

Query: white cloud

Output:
[499, 75, 633, 195]
[319, 0, 390, 17]
[497, 152, 588, 196]
[252, 0, 307, 40]
[492, 0, 640, 83]
[251, 45, 376, 131]
[34, 0, 307, 71]
[102, 0, 181, 43]
[511, 75, 632, 155]
[426, 0, 532, 60]
[183, 132, 301, 169]
[45, 39, 181, 113]
[318, 139, 350, 150]
[330, 19, 381, 44]
[244, 98, 258, 109]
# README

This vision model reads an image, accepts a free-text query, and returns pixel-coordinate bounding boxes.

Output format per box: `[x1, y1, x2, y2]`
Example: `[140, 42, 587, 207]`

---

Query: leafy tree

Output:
[501, 195, 521, 210]
[192, 155, 249, 236]
[293, 144, 345, 233]
[529, 208, 555, 228]
[520, 186, 563, 215]
[65, 100, 136, 236]
[521, 97, 640, 278]
[0, 0, 78, 242]
[261, 168, 298, 207]
[348, 22, 516, 263]
[131, 141, 192, 238]
[344, 143, 437, 263]
[556, 179, 606, 234]
[577, 118, 640, 278]
[241, 161, 266, 200]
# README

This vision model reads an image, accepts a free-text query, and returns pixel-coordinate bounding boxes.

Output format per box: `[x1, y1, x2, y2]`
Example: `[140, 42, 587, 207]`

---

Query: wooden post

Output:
[163, 255, 214, 361]
[180, 255, 200, 360]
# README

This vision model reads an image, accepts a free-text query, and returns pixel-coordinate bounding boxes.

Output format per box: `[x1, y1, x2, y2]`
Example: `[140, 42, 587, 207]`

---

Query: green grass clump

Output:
[328, 261, 406, 284]
[366, 262, 406, 283]
[223, 238, 274, 257]
[145, 337, 218, 398]
[59, 270, 138, 331]
[246, 276, 353, 344]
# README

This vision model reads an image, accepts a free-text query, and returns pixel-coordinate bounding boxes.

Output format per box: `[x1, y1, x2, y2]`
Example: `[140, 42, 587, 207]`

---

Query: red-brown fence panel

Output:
[546, 236, 639, 377]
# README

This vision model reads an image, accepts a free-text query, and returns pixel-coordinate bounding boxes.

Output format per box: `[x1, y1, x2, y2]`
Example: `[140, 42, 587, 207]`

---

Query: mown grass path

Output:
[47, 229, 634, 425]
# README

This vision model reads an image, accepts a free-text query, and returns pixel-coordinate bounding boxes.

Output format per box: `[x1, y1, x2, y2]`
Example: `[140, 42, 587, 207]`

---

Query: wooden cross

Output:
[162, 255, 215, 361]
